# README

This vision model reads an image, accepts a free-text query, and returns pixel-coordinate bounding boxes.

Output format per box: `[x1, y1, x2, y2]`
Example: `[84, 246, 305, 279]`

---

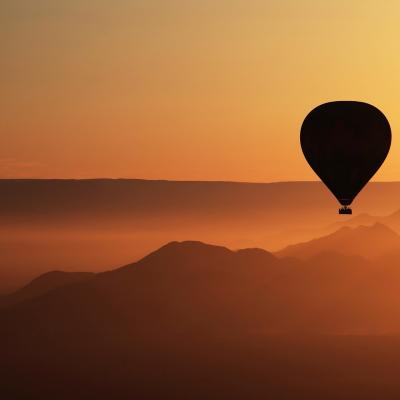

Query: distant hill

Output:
[330, 208, 400, 234]
[328, 212, 379, 230]
[1, 179, 400, 228]
[0, 271, 94, 308]
[276, 223, 400, 260]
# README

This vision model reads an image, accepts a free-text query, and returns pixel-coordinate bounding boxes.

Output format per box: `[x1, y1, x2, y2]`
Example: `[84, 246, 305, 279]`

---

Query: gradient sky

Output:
[1, 0, 400, 181]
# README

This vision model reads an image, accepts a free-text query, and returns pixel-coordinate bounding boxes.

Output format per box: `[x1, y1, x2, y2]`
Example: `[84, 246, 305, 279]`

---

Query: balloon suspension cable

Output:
[339, 205, 352, 215]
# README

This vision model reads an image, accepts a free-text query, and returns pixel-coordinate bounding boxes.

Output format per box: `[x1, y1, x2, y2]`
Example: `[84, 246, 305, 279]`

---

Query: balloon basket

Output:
[339, 206, 352, 215]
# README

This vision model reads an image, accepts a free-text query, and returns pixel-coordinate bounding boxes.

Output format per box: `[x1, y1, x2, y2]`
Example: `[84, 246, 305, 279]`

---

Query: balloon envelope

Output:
[300, 101, 391, 207]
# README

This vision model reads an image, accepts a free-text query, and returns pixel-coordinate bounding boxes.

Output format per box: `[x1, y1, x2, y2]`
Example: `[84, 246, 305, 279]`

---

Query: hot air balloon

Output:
[300, 101, 391, 214]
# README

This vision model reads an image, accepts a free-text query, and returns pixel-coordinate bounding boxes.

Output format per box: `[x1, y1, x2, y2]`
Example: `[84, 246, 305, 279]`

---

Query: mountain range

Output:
[331, 208, 400, 233]
[4, 223, 400, 334]
[0, 242, 397, 342]
[3, 227, 400, 398]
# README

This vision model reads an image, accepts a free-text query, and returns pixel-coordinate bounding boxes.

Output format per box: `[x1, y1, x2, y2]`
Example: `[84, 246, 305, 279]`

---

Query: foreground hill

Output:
[4, 241, 400, 399]
[276, 223, 400, 260]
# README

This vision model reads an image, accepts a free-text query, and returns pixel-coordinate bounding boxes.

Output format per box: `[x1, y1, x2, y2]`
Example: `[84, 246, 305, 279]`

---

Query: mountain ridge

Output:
[276, 223, 400, 260]
[2, 239, 399, 336]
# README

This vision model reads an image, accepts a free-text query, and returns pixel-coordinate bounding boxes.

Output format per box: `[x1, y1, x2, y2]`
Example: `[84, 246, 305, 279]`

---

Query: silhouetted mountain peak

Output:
[1, 270, 94, 308]
[19, 271, 93, 295]
[140, 241, 277, 268]
[323, 222, 398, 240]
[29, 270, 88, 285]
[277, 222, 400, 260]
[117, 241, 277, 278]
[111, 241, 236, 277]
[161, 240, 230, 253]
[142, 240, 233, 262]
[353, 222, 398, 235]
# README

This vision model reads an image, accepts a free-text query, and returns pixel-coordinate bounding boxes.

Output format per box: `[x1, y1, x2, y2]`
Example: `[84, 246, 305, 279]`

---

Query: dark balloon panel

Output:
[300, 101, 391, 211]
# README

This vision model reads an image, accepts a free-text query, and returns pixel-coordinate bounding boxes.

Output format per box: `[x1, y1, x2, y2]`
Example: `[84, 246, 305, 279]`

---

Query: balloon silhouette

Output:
[300, 101, 391, 214]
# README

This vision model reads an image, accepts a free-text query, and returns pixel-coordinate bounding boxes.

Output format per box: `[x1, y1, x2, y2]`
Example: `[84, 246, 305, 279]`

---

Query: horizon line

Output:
[1, 178, 400, 184]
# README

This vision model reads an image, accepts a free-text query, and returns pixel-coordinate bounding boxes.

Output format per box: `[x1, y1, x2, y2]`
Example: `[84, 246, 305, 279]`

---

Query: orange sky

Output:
[1, 1, 400, 181]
